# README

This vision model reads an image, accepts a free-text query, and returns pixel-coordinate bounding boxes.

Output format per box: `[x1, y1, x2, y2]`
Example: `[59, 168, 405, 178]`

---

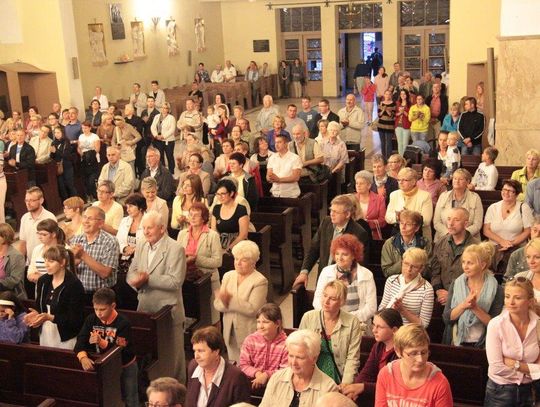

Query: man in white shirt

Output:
[98, 146, 134, 204]
[284, 104, 308, 135]
[337, 93, 364, 146]
[267, 134, 302, 198]
[223, 60, 237, 83]
[92, 86, 109, 112]
[18, 186, 56, 262]
[129, 82, 148, 116]
[211, 64, 224, 83]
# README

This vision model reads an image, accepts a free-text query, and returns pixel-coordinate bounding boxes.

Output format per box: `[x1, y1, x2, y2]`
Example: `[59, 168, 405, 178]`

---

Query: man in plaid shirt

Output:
[71, 206, 119, 305]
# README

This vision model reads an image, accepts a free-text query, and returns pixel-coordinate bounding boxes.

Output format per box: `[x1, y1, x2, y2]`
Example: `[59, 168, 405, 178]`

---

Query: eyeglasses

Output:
[399, 222, 417, 228]
[82, 215, 100, 222]
[502, 188, 517, 194]
[507, 276, 529, 283]
[215, 192, 230, 197]
[25, 198, 41, 203]
[402, 261, 423, 272]
[397, 178, 413, 183]
[145, 403, 170, 407]
[403, 349, 430, 358]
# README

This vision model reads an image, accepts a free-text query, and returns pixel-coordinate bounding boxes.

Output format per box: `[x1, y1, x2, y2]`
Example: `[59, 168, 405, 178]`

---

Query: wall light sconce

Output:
[151, 16, 161, 29]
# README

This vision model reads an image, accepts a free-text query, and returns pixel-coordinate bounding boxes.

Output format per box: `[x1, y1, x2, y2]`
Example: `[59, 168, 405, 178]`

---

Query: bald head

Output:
[446, 207, 469, 237]
[315, 392, 357, 407]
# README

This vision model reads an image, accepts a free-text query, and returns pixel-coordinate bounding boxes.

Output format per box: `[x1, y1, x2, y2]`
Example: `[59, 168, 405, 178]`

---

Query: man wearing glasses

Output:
[71, 206, 120, 305]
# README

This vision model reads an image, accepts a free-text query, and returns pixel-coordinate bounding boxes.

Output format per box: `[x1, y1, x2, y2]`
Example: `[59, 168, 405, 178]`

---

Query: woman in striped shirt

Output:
[378, 247, 434, 328]
[27, 219, 65, 284]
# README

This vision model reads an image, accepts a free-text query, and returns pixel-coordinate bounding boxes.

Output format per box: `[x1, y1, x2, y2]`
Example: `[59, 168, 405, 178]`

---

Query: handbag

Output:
[56, 161, 64, 175]
[370, 118, 379, 131]
[307, 164, 332, 183]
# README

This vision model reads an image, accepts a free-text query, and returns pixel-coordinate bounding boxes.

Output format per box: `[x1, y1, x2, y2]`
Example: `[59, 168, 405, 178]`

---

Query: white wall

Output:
[501, 0, 540, 36]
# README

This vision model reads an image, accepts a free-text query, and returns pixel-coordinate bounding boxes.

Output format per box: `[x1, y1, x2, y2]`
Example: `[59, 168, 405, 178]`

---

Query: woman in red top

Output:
[341, 308, 402, 401]
[395, 89, 412, 156]
[361, 77, 377, 125]
[375, 324, 453, 407]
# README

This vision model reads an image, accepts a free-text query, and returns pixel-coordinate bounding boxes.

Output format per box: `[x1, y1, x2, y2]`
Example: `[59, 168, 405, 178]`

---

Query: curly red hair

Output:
[330, 234, 364, 264]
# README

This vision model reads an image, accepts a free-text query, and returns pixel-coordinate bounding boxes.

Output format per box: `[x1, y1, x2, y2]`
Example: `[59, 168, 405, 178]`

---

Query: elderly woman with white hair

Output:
[385, 167, 433, 240]
[260, 329, 338, 407]
[214, 240, 268, 362]
[140, 177, 169, 226]
[300, 280, 362, 385]
[379, 247, 434, 328]
[321, 121, 349, 173]
[354, 170, 386, 240]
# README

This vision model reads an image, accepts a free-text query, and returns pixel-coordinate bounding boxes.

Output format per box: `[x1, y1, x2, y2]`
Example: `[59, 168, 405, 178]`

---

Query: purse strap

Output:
[319, 311, 343, 383]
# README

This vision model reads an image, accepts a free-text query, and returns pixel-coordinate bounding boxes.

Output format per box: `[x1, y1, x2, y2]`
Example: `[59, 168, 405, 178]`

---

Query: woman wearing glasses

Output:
[385, 167, 433, 241]
[484, 277, 539, 406]
[442, 242, 503, 348]
[381, 210, 432, 279]
[375, 324, 453, 406]
[483, 179, 534, 275]
[379, 247, 434, 328]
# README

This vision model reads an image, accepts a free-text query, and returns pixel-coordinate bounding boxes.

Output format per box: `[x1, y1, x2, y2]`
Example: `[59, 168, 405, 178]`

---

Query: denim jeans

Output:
[461, 143, 482, 156]
[121, 361, 139, 407]
[379, 129, 394, 160]
[395, 127, 411, 156]
[411, 131, 427, 142]
[484, 378, 533, 407]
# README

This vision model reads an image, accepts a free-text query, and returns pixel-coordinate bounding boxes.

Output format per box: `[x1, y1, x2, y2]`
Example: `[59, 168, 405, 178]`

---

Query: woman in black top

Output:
[24, 245, 84, 350]
[377, 89, 396, 160]
[211, 178, 249, 251]
[50, 126, 77, 200]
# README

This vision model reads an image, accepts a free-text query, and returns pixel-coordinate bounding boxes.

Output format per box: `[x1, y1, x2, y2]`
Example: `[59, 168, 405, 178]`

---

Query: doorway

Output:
[340, 31, 382, 95]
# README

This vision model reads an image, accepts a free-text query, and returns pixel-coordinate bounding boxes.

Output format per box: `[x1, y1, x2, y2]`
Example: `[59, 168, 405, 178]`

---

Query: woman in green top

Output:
[299, 280, 362, 384]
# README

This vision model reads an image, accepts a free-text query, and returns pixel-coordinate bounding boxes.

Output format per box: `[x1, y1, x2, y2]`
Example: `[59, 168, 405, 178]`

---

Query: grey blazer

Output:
[127, 236, 186, 323]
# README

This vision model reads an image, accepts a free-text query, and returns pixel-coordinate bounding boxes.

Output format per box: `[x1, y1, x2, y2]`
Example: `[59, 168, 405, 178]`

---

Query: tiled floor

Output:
[244, 96, 381, 328]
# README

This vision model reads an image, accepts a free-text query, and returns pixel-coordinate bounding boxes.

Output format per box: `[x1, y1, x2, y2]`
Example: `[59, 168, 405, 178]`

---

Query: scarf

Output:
[337, 264, 355, 284]
[387, 273, 423, 309]
[402, 186, 419, 205]
[374, 175, 388, 188]
[450, 272, 498, 346]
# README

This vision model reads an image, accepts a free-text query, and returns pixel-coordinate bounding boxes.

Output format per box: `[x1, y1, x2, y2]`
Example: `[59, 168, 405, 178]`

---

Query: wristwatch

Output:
[514, 360, 520, 371]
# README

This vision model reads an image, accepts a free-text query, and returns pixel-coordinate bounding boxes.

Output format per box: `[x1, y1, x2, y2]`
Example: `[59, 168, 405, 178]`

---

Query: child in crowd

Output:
[469, 146, 499, 191]
[0, 291, 29, 344]
[74, 288, 138, 407]
[205, 105, 220, 150]
[441, 131, 461, 181]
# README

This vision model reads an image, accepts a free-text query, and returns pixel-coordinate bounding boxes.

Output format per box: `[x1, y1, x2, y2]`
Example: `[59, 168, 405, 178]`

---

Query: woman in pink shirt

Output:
[239, 303, 288, 391]
[361, 77, 377, 125]
[375, 324, 453, 407]
[484, 277, 539, 406]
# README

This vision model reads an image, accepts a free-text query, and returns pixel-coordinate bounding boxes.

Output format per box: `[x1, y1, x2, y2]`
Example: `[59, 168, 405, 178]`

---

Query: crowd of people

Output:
[0, 60, 540, 407]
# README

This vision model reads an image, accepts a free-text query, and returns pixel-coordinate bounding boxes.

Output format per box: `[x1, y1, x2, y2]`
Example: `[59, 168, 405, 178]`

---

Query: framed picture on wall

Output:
[88, 23, 108, 66]
[131, 21, 145, 59]
[109, 3, 125, 40]
[253, 40, 270, 53]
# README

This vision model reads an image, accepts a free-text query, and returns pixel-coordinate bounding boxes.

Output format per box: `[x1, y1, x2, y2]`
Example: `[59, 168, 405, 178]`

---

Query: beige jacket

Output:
[260, 366, 338, 407]
[299, 309, 361, 384]
[213, 269, 268, 361]
[386, 188, 434, 240]
[113, 123, 141, 162]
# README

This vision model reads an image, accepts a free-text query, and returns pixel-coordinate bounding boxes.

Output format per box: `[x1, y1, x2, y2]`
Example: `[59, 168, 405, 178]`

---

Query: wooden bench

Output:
[35, 162, 62, 215]
[252, 207, 295, 293]
[0, 342, 123, 407]
[300, 180, 329, 234]
[345, 149, 365, 193]
[5, 168, 29, 228]
[257, 193, 313, 260]
[0, 398, 56, 406]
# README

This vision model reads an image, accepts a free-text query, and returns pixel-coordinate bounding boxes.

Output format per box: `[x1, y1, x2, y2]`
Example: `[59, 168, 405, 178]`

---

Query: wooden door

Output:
[401, 27, 448, 80]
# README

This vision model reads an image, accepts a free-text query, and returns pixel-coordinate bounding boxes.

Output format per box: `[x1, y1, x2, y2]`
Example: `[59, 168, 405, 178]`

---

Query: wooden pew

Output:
[35, 162, 62, 215]
[356, 336, 487, 406]
[183, 272, 214, 349]
[0, 343, 123, 407]
[4, 168, 28, 228]
[300, 180, 329, 234]
[0, 398, 56, 406]
[345, 149, 365, 193]
[257, 193, 313, 260]
[252, 208, 295, 293]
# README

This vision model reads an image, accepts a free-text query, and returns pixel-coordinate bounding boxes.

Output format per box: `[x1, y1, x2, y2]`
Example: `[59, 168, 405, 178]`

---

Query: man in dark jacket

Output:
[458, 97, 485, 156]
[139, 146, 175, 202]
[8, 129, 36, 185]
[310, 99, 340, 138]
[293, 194, 371, 287]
